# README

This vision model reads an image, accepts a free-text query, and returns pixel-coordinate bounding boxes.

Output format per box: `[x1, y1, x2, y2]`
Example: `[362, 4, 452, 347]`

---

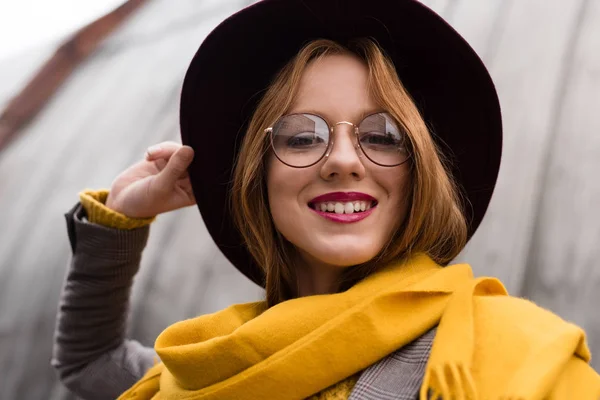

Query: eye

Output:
[286, 132, 326, 148]
[359, 131, 403, 148]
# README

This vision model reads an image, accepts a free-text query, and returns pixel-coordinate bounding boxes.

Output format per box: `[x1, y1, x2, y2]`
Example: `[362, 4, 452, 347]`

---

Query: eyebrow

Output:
[286, 108, 386, 123]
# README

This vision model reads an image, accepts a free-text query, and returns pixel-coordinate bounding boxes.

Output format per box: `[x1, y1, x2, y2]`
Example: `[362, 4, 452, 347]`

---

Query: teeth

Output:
[314, 201, 374, 214]
[344, 203, 354, 214]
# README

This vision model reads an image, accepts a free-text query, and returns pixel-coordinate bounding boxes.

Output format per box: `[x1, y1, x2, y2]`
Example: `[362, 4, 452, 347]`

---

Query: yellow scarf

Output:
[119, 254, 599, 399]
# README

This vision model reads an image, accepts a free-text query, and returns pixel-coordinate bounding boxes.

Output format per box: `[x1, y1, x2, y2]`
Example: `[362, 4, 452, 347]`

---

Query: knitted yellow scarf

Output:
[118, 254, 599, 399]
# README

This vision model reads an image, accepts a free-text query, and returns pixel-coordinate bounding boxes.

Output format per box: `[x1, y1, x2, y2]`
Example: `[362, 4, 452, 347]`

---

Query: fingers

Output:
[152, 157, 168, 171]
[145, 141, 182, 161]
[153, 146, 195, 191]
[176, 177, 197, 204]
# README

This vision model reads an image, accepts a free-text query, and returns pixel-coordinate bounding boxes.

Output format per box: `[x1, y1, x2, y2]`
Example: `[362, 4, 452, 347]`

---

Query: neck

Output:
[294, 252, 344, 297]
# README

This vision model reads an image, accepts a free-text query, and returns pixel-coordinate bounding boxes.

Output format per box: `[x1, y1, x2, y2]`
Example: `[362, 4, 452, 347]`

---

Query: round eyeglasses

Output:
[265, 112, 411, 168]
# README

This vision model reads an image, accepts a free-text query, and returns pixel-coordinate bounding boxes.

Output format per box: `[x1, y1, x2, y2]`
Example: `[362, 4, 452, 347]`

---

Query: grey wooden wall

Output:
[0, 0, 598, 399]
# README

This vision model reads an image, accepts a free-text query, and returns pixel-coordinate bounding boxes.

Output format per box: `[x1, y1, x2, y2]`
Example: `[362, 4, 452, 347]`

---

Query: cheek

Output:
[266, 156, 281, 217]
[266, 154, 287, 208]
[379, 165, 412, 227]
[266, 155, 307, 231]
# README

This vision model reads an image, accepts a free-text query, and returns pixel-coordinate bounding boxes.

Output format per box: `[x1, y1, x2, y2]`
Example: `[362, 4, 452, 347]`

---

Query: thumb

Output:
[154, 146, 194, 191]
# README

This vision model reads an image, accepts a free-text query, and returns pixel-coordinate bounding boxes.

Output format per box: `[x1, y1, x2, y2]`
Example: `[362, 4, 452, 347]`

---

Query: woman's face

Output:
[266, 53, 411, 277]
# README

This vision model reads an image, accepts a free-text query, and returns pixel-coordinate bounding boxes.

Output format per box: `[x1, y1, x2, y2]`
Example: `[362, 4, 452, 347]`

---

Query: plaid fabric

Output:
[349, 328, 436, 400]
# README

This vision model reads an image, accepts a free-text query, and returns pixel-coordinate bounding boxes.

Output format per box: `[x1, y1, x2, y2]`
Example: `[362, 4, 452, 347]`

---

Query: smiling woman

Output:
[51, 0, 600, 399]
[236, 41, 465, 300]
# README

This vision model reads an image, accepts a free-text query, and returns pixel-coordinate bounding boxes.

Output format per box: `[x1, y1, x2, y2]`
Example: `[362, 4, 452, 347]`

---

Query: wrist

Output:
[79, 189, 155, 230]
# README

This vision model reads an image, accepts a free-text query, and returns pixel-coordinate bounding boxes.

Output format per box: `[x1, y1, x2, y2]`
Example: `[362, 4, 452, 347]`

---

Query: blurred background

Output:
[0, 0, 598, 398]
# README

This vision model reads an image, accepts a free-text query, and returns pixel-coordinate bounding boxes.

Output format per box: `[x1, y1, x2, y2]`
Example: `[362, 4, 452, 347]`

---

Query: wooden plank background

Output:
[0, 0, 598, 398]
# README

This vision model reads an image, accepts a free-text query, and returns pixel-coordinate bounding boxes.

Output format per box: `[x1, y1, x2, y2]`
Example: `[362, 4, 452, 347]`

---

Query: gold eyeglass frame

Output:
[264, 112, 411, 168]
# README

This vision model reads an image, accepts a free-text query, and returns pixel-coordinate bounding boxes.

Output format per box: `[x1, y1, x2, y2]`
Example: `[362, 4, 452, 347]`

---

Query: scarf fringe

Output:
[420, 363, 478, 400]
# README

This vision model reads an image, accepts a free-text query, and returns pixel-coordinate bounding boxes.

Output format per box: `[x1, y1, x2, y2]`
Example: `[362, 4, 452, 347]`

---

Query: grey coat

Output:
[51, 203, 434, 400]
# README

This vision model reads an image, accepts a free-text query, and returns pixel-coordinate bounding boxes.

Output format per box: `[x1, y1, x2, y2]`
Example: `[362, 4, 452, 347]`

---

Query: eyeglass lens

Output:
[270, 112, 409, 167]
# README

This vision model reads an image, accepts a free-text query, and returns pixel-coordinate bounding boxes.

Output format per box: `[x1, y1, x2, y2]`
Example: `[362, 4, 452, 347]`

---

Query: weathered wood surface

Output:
[0, 0, 598, 398]
[0, 0, 150, 150]
[427, 0, 600, 366]
[0, 1, 261, 399]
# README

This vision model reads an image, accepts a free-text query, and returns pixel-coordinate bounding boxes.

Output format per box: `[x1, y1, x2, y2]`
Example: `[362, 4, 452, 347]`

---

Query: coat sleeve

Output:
[548, 355, 600, 399]
[51, 202, 157, 400]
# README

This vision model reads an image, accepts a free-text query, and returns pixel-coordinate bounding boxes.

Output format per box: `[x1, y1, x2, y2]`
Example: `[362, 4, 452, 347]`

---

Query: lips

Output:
[308, 192, 378, 223]
[310, 192, 377, 203]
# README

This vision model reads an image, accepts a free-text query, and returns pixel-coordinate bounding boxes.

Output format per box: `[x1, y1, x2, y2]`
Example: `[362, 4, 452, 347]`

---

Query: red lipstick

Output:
[311, 207, 375, 223]
[308, 192, 377, 224]
[309, 192, 376, 203]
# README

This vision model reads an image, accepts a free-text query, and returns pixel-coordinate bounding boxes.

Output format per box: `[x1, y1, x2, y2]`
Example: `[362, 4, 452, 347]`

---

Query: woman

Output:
[52, 0, 600, 399]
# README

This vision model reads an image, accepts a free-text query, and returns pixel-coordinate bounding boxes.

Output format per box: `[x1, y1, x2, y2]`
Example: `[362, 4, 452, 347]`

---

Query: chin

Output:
[310, 247, 378, 267]
[290, 232, 384, 267]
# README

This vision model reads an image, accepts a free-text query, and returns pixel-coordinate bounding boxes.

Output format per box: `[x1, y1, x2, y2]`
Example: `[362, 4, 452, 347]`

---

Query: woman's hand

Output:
[105, 141, 196, 218]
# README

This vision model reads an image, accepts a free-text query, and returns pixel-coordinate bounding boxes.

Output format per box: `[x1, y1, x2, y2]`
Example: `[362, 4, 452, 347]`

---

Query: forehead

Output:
[289, 53, 378, 119]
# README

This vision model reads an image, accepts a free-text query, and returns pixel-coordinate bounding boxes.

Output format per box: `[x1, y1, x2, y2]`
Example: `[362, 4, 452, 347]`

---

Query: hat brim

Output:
[180, 0, 502, 287]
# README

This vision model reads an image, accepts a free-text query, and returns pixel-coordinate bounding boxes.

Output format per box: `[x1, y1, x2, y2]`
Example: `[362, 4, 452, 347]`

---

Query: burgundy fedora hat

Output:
[180, 0, 502, 287]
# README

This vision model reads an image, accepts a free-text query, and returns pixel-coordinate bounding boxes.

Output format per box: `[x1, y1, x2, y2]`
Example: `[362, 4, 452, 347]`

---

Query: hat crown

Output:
[180, 0, 502, 285]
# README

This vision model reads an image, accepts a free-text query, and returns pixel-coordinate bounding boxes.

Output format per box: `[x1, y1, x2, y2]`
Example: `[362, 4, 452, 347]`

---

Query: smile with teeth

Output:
[310, 201, 376, 214]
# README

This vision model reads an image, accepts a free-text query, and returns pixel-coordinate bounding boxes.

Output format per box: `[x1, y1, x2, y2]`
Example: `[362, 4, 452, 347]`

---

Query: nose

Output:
[319, 124, 366, 181]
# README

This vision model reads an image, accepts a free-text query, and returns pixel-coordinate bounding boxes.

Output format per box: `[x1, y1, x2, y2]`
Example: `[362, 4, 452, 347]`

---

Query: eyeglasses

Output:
[265, 112, 411, 168]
